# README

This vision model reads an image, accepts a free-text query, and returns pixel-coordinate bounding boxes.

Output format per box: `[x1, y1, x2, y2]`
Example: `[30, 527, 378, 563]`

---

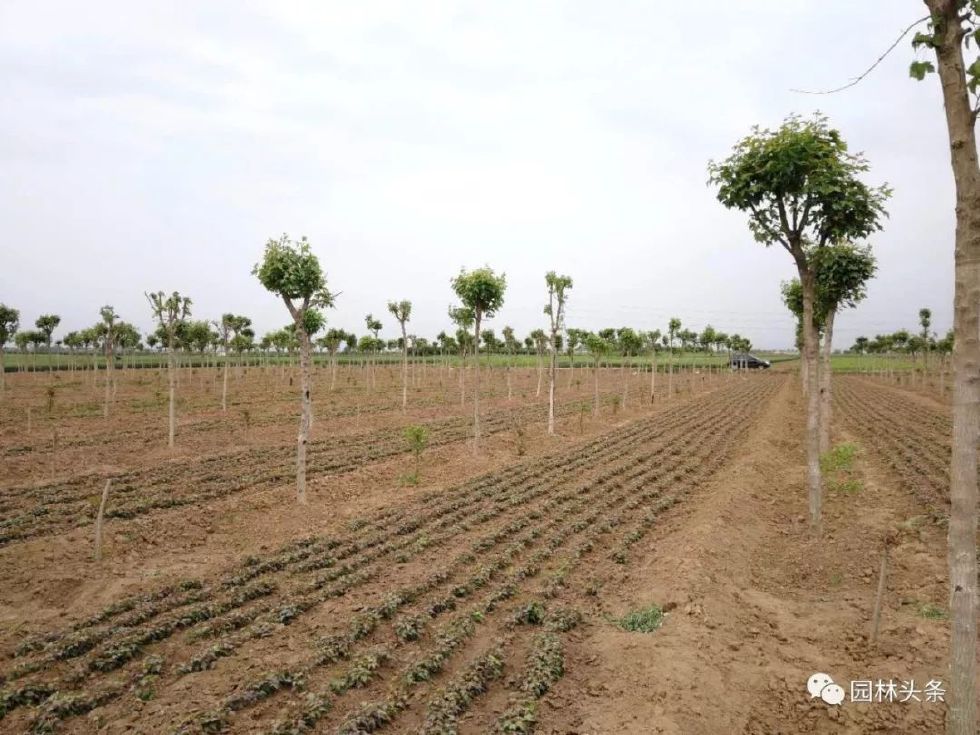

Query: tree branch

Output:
[790, 15, 930, 94]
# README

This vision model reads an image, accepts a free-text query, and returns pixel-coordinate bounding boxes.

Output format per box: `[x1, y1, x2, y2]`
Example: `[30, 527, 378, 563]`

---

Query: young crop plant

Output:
[615, 604, 665, 633]
[402, 424, 429, 486]
[820, 442, 863, 494]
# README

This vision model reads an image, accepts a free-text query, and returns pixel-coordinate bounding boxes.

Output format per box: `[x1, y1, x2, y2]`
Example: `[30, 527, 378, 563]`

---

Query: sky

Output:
[0, 1, 962, 350]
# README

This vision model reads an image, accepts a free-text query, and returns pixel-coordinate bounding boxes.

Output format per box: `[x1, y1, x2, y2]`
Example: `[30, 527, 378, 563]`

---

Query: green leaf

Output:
[911, 31, 936, 49]
[909, 60, 935, 81]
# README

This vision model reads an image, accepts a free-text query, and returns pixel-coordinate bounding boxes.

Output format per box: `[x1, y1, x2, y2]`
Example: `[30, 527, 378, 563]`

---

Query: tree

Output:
[185, 320, 216, 357]
[544, 272, 573, 435]
[709, 114, 890, 533]
[501, 325, 519, 400]
[667, 317, 682, 396]
[918, 307, 934, 365]
[646, 329, 662, 402]
[530, 328, 548, 397]
[0, 304, 19, 391]
[402, 425, 429, 485]
[96, 306, 119, 417]
[319, 327, 347, 390]
[617, 327, 643, 408]
[451, 267, 506, 451]
[699, 325, 718, 353]
[253, 234, 335, 504]
[584, 332, 610, 416]
[364, 313, 383, 389]
[387, 300, 413, 411]
[851, 336, 870, 354]
[217, 314, 251, 411]
[449, 305, 475, 405]
[910, 6, 980, 731]
[146, 291, 192, 449]
[217, 314, 235, 411]
[813, 243, 877, 453]
[35, 314, 60, 371]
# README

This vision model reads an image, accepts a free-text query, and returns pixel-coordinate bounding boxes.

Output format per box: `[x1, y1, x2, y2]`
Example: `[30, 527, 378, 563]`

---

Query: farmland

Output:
[0, 358, 961, 734]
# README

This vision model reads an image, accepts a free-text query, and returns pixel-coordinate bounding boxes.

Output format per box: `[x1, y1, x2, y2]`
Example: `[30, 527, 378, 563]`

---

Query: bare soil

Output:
[0, 366, 970, 734]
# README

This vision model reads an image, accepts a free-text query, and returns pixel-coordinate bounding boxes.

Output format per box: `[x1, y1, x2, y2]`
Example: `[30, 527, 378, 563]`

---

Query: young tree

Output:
[387, 300, 412, 411]
[617, 327, 643, 408]
[451, 267, 506, 451]
[253, 234, 335, 504]
[95, 306, 119, 417]
[449, 305, 475, 404]
[217, 314, 235, 411]
[501, 325, 519, 400]
[918, 307, 933, 366]
[584, 332, 610, 416]
[319, 327, 347, 390]
[402, 424, 429, 485]
[910, 6, 980, 730]
[363, 314, 383, 389]
[544, 272, 573, 435]
[530, 328, 548, 397]
[0, 304, 19, 391]
[646, 329, 662, 402]
[811, 243, 877, 453]
[146, 291, 192, 449]
[216, 314, 251, 411]
[667, 317, 681, 396]
[709, 114, 890, 533]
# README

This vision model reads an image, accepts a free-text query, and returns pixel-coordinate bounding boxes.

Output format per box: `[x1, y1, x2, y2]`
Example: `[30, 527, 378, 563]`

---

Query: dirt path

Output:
[546, 375, 954, 734]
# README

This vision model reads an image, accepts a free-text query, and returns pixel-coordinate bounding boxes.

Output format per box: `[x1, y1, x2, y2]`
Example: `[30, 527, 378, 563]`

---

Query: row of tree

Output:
[849, 308, 954, 357]
[1, 310, 755, 362]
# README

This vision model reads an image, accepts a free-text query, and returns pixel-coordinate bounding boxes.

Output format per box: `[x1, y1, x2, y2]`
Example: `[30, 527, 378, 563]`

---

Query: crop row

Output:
[833, 376, 952, 515]
[0, 386, 643, 546]
[1, 375, 781, 732]
[174, 378, 777, 732]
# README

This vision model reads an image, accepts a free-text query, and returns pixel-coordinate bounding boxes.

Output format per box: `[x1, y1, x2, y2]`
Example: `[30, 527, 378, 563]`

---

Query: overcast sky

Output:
[0, 1, 960, 349]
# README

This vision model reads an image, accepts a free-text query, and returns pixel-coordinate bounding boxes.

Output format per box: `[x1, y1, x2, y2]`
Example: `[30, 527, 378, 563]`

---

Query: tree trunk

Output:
[506, 356, 512, 401]
[401, 326, 408, 412]
[459, 348, 466, 406]
[819, 309, 836, 455]
[801, 346, 808, 396]
[622, 354, 630, 408]
[0, 347, 4, 391]
[535, 351, 543, 397]
[297, 328, 312, 504]
[593, 358, 600, 416]
[547, 338, 557, 435]
[167, 346, 176, 449]
[472, 315, 482, 451]
[800, 269, 822, 533]
[222, 346, 229, 412]
[649, 351, 656, 402]
[924, 3, 980, 731]
[103, 346, 112, 419]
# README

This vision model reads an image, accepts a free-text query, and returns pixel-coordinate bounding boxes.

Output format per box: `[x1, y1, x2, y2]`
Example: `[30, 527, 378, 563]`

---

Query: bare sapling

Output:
[94, 479, 112, 562]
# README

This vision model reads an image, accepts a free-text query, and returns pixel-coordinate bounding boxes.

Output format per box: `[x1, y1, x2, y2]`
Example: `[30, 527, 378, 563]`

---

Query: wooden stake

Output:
[869, 541, 891, 646]
[94, 479, 112, 562]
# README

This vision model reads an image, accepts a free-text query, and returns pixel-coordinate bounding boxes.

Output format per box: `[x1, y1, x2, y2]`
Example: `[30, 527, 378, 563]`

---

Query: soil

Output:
[0, 365, 972, 734]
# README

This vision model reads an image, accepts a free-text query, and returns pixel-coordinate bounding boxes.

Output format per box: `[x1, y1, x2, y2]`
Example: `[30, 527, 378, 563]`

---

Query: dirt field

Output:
[0, 364, 971, 733]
